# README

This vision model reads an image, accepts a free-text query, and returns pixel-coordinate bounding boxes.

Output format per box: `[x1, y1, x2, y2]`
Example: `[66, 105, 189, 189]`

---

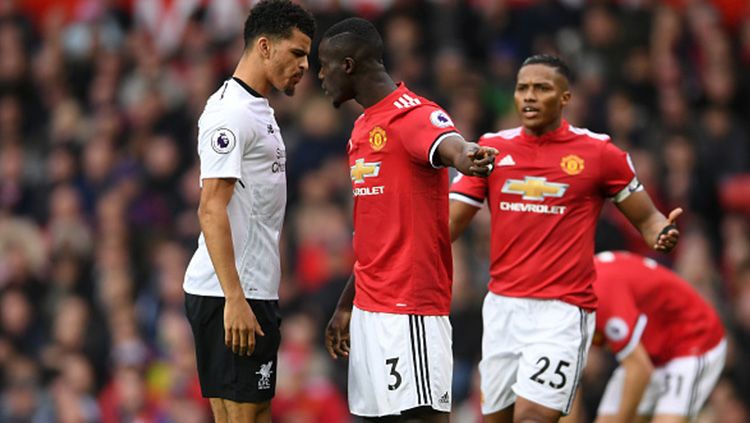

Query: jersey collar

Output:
[520, 119, 572, 142]
[363, 82, 408, 115]
[232, 76, 264, 98]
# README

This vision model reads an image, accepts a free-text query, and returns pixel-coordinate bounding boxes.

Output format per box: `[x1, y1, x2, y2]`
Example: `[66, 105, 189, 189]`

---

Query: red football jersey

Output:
[593, 251, 724, 366]
[349, 83, 458, 315]
[450, 120, 639, 310]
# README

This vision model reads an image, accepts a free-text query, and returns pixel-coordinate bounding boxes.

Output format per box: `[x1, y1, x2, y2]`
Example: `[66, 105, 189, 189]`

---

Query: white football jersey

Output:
[184, 78, 286, 300]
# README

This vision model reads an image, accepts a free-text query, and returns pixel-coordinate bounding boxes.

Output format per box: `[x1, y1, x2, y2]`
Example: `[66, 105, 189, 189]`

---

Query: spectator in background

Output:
[272, 312, 349, 422]
[0, 355, 44, 422]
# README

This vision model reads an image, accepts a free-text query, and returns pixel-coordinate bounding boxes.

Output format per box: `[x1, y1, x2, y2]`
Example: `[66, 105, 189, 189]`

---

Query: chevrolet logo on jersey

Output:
[351, 158, 381, 183]
[502, 177, 569, 201]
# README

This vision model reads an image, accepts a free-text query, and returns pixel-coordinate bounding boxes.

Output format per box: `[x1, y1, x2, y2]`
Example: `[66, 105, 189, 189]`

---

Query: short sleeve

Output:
[600, 142, 643, 202]
[197, 109, 255, 183]
[595, 277, 646, 360]
[449, 172, 488, 208]
[399, 105, 460, 168]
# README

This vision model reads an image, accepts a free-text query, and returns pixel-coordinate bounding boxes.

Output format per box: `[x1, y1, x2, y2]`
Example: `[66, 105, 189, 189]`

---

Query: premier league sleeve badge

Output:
[211, 128, 237, 154]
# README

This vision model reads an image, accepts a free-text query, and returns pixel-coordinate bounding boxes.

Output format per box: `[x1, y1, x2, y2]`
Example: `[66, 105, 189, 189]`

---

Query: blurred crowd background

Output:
[1, 0, 749, 421]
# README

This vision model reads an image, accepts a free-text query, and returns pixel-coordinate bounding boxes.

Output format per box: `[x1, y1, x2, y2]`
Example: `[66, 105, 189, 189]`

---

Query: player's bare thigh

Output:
[209, 398, 270, 423]
[484, 397, 561, 423]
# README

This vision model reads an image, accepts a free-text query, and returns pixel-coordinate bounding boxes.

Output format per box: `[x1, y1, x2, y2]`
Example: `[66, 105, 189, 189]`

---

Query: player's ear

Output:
[343, 57, 355, 75]
[257, 36, 272, 59]
[560, 90, 571, 108]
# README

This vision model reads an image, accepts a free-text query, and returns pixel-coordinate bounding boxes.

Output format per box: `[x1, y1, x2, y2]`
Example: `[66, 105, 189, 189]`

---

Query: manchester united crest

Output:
[369, 127, 387, 151]
[560, 154, 584, 175]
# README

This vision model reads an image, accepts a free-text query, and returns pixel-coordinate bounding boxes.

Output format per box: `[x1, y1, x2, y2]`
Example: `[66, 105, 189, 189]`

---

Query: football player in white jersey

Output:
[182, 1, 314, 422]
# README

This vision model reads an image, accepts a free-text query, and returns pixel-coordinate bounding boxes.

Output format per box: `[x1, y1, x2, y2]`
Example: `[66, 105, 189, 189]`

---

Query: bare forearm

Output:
[449, 217, 465, 243]
[450, 145, 477, 175]
[617, 192, 666, 246]
[636, 213, 669, 246]
[199, 207, 244, 300]
[616, 191, 681, 252]
[449, 200, 480, 242]
[436, 135, 496, 176]
[336, 274, 355, 310]
[440, 141, 476, 175]
[614, 345, 653, 423]
[617, 363, 651, 422]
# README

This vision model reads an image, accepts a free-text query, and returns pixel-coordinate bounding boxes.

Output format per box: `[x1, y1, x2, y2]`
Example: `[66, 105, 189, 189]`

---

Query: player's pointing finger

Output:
[667, 208, 683, 225]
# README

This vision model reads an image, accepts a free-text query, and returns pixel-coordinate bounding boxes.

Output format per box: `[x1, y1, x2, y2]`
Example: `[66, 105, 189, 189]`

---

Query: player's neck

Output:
[524, 117, 563, 138]
[233, 52, 270, 97]
[355, 73, 398, 109]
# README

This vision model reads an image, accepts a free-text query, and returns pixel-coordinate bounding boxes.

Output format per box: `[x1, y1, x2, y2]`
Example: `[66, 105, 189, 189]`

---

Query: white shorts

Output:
[348, 306, 453, 417]
[479, 293, 595, 415]
[598, 338, 727, 418]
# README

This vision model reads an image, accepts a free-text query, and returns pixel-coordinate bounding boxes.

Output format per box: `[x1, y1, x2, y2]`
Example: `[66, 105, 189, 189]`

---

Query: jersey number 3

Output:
[530, 357, 571, 389]
[386, 357, 402, 391]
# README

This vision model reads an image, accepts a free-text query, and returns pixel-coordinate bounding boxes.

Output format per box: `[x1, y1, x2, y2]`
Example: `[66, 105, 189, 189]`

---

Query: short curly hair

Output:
[243, 0, 315, 48]
[521, 54, 573, 82]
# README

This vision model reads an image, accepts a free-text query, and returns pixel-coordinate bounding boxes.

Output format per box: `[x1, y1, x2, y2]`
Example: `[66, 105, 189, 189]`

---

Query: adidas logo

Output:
[438, 391, 450, 405]
[498, 154, 516, 166]
[393, 94, 421, 109]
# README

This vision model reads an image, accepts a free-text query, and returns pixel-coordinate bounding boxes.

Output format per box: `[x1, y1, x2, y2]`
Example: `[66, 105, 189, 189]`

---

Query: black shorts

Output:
[185, 293, 281, 403]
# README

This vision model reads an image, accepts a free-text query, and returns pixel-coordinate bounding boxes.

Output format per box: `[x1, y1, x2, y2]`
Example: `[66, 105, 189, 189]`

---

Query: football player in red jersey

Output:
[585, 251, 725, 423]
[318, 17, 497, 421]
[449, 55, 682, 423]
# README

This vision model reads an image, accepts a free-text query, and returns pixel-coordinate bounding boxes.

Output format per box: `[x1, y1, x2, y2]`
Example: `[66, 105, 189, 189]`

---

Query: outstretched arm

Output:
[615, 191, 682, 253]
[437, 135, 498, 177]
